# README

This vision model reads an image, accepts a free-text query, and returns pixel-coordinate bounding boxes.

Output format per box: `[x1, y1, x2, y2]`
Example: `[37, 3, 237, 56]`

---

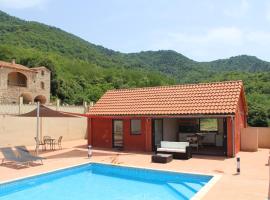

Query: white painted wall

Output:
[0, 115, 87, 147]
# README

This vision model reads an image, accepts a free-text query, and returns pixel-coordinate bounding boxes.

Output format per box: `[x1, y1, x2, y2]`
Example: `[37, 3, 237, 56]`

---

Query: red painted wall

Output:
[87, 118, 92, 145]
[227, 88, 247, 157]
[234, 89, 247, 155]
[144, 118, 152, 152]
[88, 116, 152, 152]
[123, 118, 146, 151]
[90, 117, 112, 148]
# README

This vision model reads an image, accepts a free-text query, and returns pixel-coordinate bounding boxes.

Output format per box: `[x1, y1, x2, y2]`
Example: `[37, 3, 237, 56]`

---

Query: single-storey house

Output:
[87, 80, 248, 157]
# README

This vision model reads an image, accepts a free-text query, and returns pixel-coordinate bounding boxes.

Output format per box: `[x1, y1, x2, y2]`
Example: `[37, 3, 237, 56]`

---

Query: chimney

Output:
[11, 59, 16, 64]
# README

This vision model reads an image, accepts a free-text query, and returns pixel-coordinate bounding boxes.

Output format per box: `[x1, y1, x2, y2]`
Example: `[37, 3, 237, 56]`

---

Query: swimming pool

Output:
[0, 163, 215, 200]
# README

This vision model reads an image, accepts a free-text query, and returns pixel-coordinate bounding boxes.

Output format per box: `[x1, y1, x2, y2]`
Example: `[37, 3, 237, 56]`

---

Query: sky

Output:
[0, 0, 270, 62]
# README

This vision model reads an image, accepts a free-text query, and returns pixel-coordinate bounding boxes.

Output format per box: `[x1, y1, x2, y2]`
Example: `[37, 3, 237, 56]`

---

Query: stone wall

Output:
[0, 67, 34, 103]
[32, 67, 50, 104]
[0, 65, 50, 104]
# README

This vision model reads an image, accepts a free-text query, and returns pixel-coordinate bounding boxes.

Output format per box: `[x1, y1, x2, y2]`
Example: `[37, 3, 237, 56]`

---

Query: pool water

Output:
[0, 163, 212, 200]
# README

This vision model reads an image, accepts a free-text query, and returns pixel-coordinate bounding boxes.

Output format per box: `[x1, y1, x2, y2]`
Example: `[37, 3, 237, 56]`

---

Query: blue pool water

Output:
[0, 163, 212, 200]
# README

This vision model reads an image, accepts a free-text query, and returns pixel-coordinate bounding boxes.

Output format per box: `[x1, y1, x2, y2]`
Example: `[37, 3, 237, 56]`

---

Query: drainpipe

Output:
[231, 116, 235, 157]
[89, 117, 92, 146]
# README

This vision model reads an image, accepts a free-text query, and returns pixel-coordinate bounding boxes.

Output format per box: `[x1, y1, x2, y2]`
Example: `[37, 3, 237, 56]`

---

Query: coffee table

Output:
[152, 153, 173, 163]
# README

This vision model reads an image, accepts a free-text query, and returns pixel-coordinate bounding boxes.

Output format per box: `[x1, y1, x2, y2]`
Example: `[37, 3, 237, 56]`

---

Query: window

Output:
[7, 72, 27, 87]
[199, 118, 218, 132]
[40, 82, 45, 89]
[179, 118, 199, 133]
[131, 119, 141, 135]
[114, 120, 123, 134]
[41, 70, 45, 76]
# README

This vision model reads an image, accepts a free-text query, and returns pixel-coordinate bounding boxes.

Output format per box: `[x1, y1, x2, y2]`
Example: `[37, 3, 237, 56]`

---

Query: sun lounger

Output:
[15, 146, 44, 164]
[0, 147, 31, 166]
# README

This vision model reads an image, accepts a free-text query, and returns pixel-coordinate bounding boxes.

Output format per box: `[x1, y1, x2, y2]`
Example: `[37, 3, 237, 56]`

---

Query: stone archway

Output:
[34, 95, 47, 104]
[8, 72, 27, 87]
[20, 93, 32, 104]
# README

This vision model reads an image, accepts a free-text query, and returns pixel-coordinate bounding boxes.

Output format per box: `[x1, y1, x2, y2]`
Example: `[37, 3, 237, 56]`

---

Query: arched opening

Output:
[40, 81, 45, 89]
[20, 93, 32, 104]
[8, 72, 27, 87]
[34, 95, 46, 104]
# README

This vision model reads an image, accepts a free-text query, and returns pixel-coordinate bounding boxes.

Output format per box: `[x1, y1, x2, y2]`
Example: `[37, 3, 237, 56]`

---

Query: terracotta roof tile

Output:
[89, 80, 244, 116]
[0, 60, 36, 72]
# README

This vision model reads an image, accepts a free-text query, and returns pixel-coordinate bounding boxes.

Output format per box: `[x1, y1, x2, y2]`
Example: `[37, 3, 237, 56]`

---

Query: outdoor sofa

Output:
[156, 141, 192, 159]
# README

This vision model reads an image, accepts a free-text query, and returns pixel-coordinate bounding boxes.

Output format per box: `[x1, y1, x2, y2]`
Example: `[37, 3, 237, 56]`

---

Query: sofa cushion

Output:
[160, 141, 189, 149]
[157, 147, 186, 153]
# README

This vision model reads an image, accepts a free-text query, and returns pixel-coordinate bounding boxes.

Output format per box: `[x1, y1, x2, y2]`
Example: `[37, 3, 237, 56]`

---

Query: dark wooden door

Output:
[113, 120, 124, 148]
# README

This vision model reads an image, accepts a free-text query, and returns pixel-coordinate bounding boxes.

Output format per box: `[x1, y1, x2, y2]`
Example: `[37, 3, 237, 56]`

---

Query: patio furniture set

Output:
[0, 136, 62, 167]
[35, 136, 63, 151]
[152, 141, 192, 163]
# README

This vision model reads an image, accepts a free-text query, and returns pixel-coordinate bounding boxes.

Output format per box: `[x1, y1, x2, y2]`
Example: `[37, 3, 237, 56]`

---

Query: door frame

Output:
[151, 118, 163, 151]
[112, 119, 124, 149]
[223, 118, 228, 156]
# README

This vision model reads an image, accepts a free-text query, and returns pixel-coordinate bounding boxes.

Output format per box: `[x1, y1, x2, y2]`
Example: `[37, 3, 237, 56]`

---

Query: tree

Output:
[248, 105, 269, 127]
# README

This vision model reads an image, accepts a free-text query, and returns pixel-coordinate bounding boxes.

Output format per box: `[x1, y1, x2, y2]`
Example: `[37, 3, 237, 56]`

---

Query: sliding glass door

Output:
[152, 119, 163, 151]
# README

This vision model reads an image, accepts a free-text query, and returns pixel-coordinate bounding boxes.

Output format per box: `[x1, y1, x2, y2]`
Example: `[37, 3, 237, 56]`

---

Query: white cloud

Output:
[246, 31, 270, 45]
[204, 27, 243, 44]
[223, 0, 250, 18]
[158, 27, 244, 49]
[150, 27, 270, 61]
[0, 0, 48, 9]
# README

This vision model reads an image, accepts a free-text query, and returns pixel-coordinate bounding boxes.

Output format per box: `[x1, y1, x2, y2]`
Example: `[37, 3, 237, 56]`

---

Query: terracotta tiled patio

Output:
[0, 139, 269, 200]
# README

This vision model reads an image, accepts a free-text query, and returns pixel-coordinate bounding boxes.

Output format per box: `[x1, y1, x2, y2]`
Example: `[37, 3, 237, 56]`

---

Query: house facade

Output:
[87, 80, 248, 157]
[0, 60, 50, 104]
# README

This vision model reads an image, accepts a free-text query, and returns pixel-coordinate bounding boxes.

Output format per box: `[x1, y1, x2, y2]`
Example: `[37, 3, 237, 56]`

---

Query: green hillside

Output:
[0, 10, 269, 126]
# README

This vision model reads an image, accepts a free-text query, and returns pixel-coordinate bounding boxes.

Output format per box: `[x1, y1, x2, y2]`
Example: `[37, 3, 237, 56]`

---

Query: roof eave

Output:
[87, 113, 235, 118]
[0, 65, 37, 73]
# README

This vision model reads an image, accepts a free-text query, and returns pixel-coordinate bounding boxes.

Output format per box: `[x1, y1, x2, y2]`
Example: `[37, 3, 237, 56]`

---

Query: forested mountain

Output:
[0, 10, 269, 126]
